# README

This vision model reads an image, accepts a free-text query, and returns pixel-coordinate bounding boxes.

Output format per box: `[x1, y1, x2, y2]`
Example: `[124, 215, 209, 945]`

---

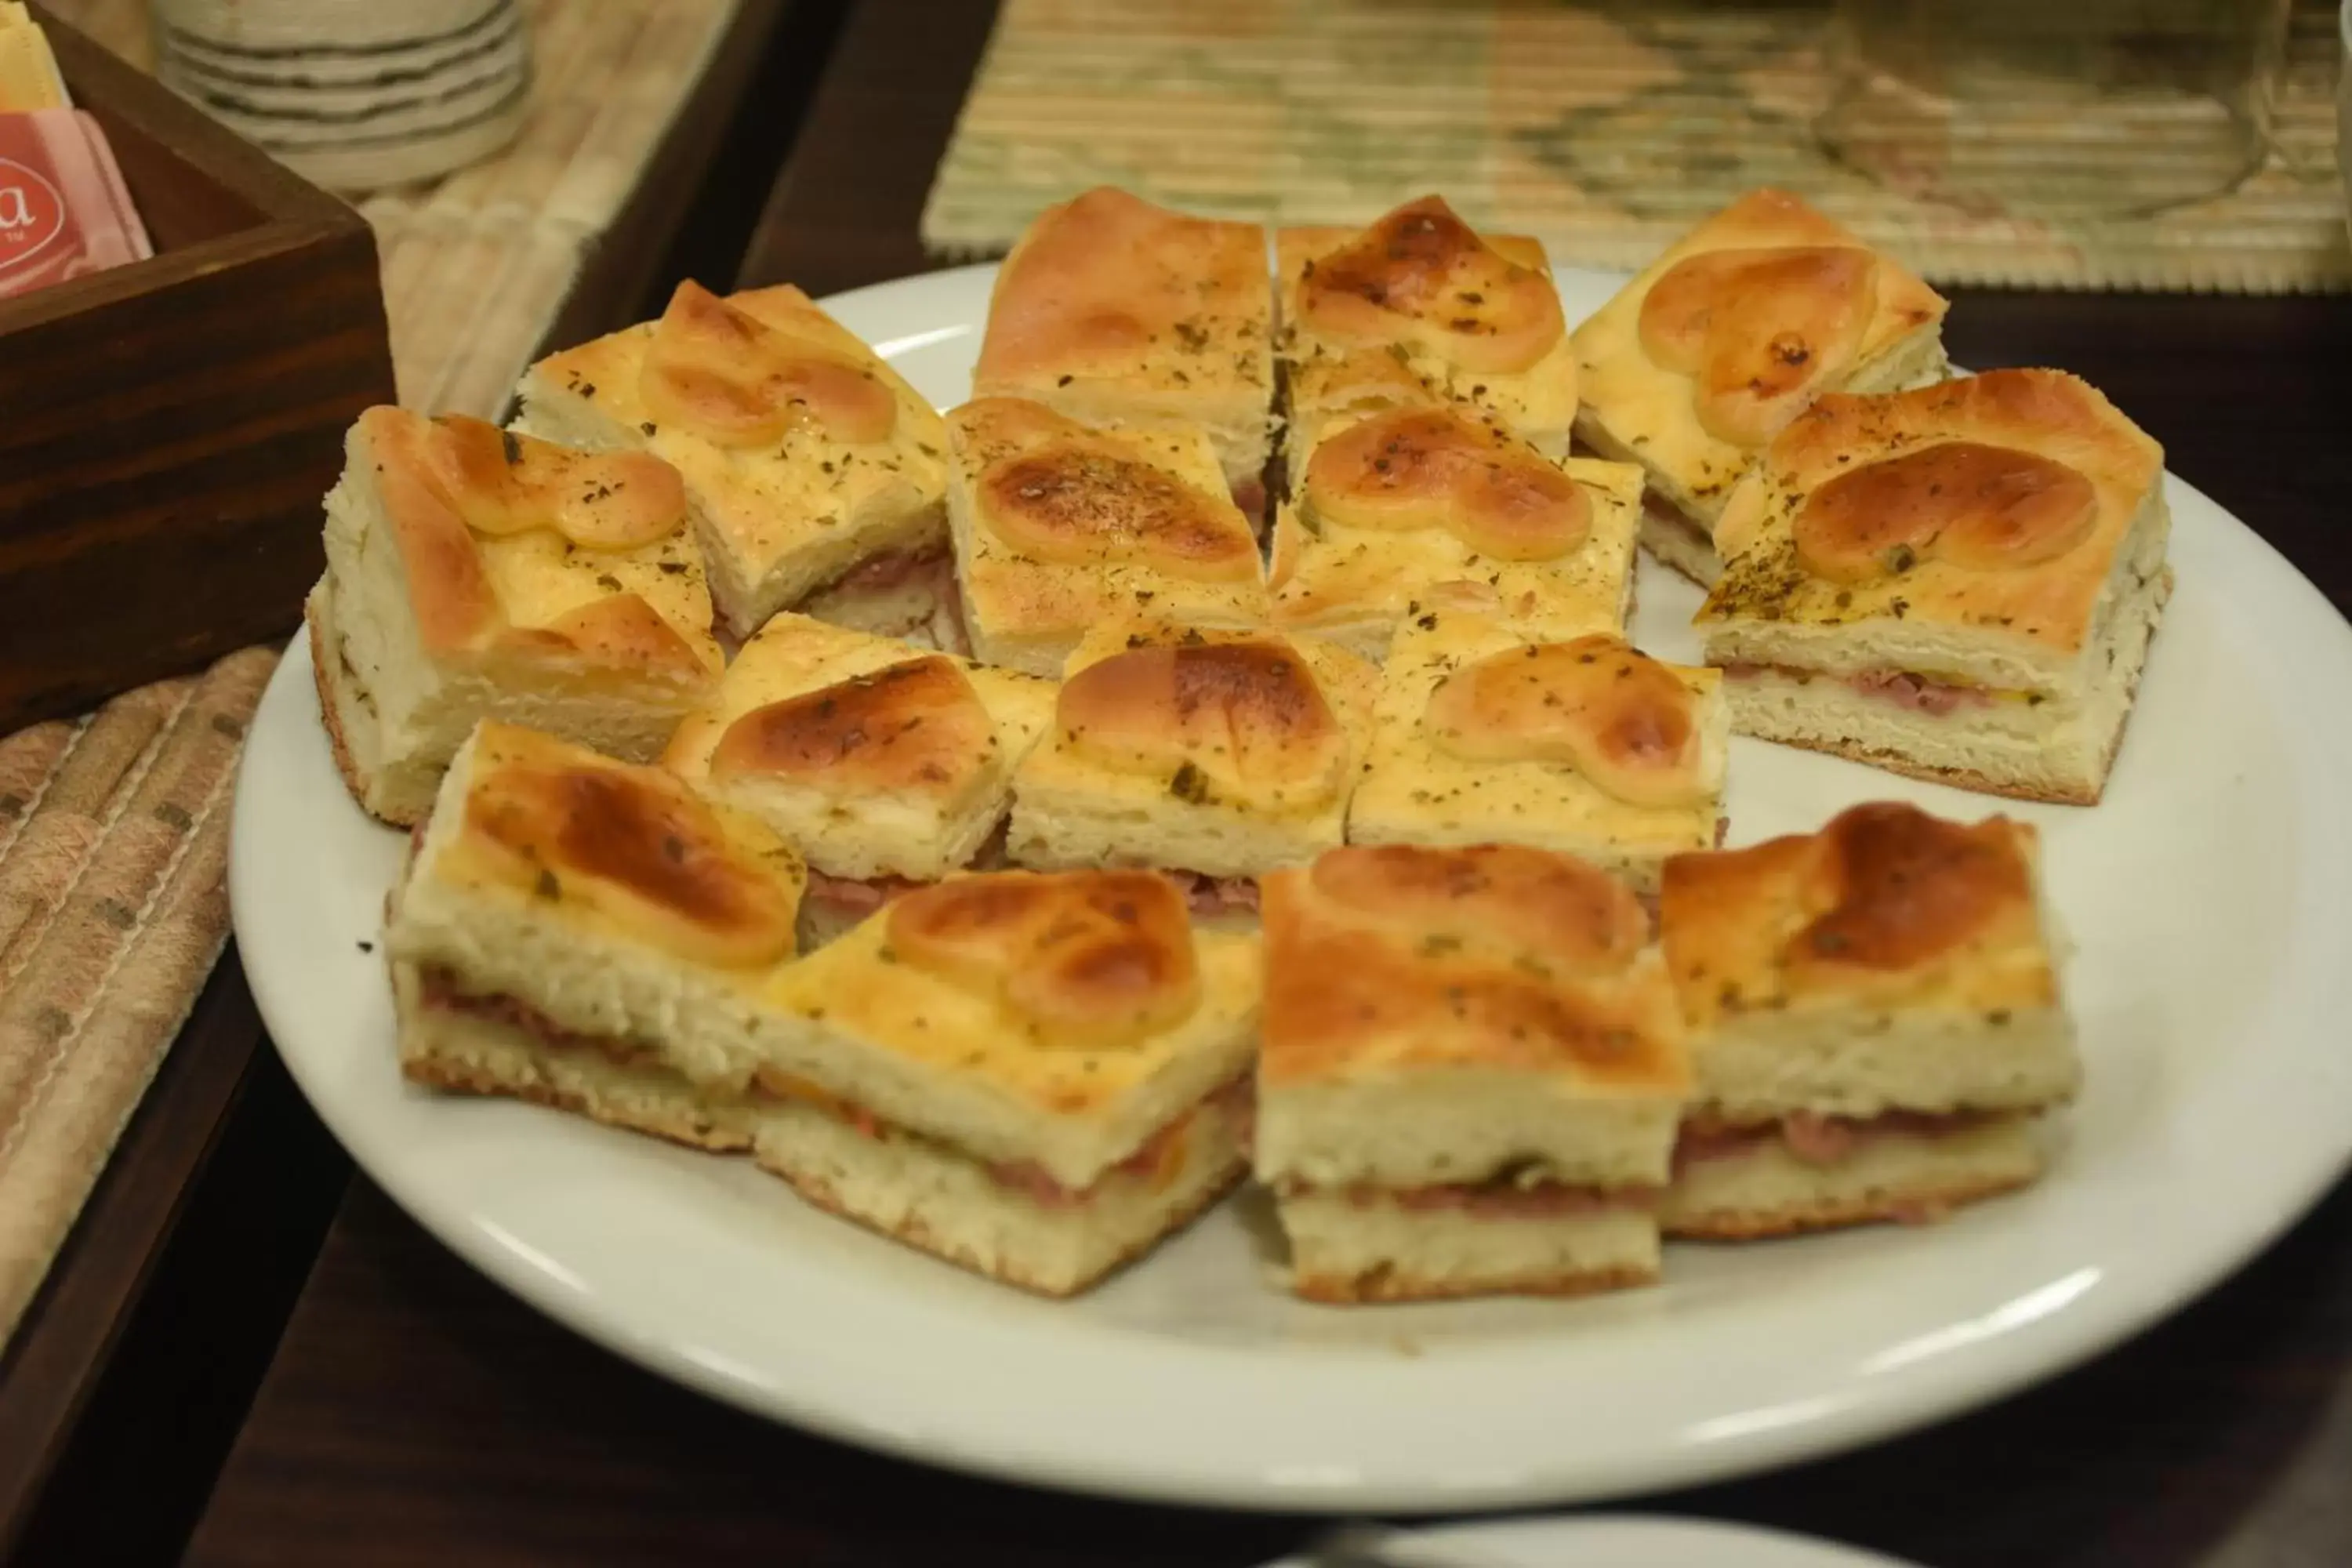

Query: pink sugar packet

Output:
[0, 108, 152, 301]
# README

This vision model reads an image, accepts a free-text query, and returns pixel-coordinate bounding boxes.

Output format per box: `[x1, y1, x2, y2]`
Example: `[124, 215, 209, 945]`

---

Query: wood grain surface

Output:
[176, 3, 2352, 1566]
[189, 1175, 2352, 1568]
[0, 10, 394, 734]
[0, 3, 814, 1559]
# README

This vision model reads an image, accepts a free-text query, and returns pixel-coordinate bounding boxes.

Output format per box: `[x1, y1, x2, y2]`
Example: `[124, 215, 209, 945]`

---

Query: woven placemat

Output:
[0, 648, 274, 1341]
[0, 0, 741, 1348]
[60, 0, 744, 413]
[924, 0, 2351, 294]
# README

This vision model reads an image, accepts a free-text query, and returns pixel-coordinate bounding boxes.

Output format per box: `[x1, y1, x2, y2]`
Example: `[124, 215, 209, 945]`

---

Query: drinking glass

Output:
[1817, 0, 2294, 219]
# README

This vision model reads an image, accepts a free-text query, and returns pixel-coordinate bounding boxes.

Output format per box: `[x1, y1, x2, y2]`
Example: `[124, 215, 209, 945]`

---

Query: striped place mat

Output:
[56, 0, 743, 413]
[0, 0, 742, 1348]
[924, 0, 2352, 294]
[0, 648, 274, 1341]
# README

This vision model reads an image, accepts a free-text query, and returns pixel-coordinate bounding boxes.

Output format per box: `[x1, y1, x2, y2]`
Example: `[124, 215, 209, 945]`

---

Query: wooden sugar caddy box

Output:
[0, 5, 394, 731]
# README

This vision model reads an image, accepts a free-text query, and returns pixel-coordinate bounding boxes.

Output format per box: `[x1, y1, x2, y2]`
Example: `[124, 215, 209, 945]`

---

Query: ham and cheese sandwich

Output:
[942, 396, 1272, 677]
[308, 408, 723, 826]
[1657, 802, 2079, 1238]
[972, 187, 1277, 518]
[1256, 844, 1691, 1303]
[662, 613, 1054, 946]
[1277, 195, 1579, 458]
[1697, 368, 2170, 805]
[1347, 606, 1727, 895]
[744, 869, 1260, 1296]
[515, 281, 954, 644]
[1006, 622, 1379, 922]
[385, 722, 808, 1149]
[1571, 189, 1949, 586]
[1269, 401, 1643, 662]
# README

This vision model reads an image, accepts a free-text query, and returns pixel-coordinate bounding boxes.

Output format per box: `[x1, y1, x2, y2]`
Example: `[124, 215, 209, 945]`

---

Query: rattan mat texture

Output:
[0, 0, 742, 1347]
[923, 0, 2351, 294]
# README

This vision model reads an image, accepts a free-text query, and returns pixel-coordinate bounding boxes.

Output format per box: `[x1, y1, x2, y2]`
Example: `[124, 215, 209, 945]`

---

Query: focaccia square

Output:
[308, 408, 722, 826]
[662, 612, 1056, 944]
[1657, 802, 2078, 1239]
[515, 281, 953, 643]
[1278, 196, 1577, 456]
[1697, 369, 2171, 804]
[1257, 843, 1690, 1302]
[746, 869, 1261, 1295]
[943, 397, 1271, 677]
[1347, 609, 1727, 893]
[1006, 622, 1380, 901]
[1269, 401, 1642, 660]
[972, 187, 1276, 512]
[1571, 188, 1950, 585]
[388, 721, 808, 1138]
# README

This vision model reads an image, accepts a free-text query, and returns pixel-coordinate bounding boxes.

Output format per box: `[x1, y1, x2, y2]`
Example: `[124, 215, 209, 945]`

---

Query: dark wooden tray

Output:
[0, 6, 394, 731]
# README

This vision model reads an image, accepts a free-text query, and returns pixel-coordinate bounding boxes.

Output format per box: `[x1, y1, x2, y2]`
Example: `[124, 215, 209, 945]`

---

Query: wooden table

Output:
[48, 0, 2352, 1562]
[0, 3, 816, 1562]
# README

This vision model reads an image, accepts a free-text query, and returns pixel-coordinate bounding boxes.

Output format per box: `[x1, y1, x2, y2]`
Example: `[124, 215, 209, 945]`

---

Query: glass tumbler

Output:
[1817, 0, 2293, 219]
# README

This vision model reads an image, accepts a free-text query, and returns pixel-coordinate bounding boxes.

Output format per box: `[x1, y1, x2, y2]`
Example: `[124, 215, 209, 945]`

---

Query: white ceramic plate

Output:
[232, 264, 2352, 1515]
[1262, 1515, 1922, 1567]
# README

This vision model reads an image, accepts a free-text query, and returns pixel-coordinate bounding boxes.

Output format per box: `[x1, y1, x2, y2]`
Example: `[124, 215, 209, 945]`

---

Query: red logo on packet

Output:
[0, 111, 150, 300]
[0, 154, 67, 276]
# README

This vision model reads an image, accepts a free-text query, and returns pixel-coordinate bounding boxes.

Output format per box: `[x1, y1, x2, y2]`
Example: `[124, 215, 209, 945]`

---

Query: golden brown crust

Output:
[947, 399, 1269, 662]
[1704, 370, 2165, 655]
[1796, 804, 2034, 975]
[1308, 843, 1648, 979]
[357, 405, 716, 684]
[1571, 188, 1949, 522]
[1261, 844, 1689, 1091]
[887, 869, 1203, 1049]
[420, 412, 687, 548]
[962, 397, 1258, 581]
[972, 187, 1269, 403]
[449, 723, 802, 969]
[1292, 196, 1565, 374]
[305, 593, 390, 823]
[1424, 634, 1713, 808]
[1278, 205, 1576, 449]
[1301, 406, 1589, 561]
[1056, 634, 1347, 798]
[497, 596, 710, 682]
[521, 283, 947, 638]
[1293, 1259, 1655, 1305]
[1635, 244, 1878, 448]
[365, 407, 503, 655]
[399, 1052, 754, 1153]
[1663, 1167, 2037, 1240]
[706, 654, 996, 800]
[1660, 801, 2056, 1027]
[641, 280, 898, 447]
[759, 1142, 1246, 1298]
[1793, 441, 2098, 584]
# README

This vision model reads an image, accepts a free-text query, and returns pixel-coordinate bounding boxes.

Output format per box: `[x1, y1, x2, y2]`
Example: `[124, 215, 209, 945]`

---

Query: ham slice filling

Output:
[799, 824, 1014, 920]
[1169, 869, 1261, 919]
[1231, 474, 1269, 523]
[803, 867, 925, 917]
[416, 968, 1251, 1209]
[418, 970, 659, 1068]
[1719, 661, 1998, 717]
[823, 541, 952, 597]
[1675, 1108, 2009, 1172]
[980, 1076, 1254, 1208]
[1643, 490, 1711, 545]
